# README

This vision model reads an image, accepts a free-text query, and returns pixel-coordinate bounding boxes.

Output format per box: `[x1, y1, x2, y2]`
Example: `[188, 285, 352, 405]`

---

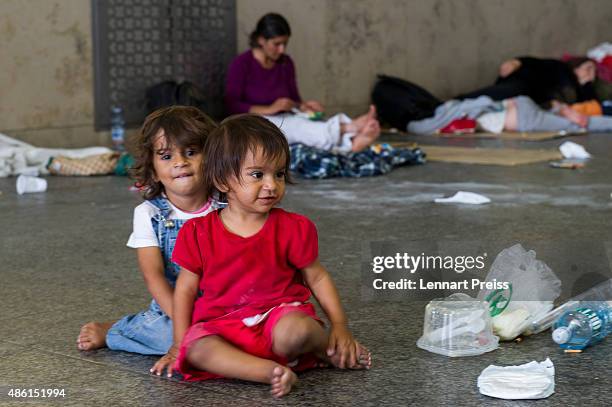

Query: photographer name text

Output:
[372, 278, 509, 290]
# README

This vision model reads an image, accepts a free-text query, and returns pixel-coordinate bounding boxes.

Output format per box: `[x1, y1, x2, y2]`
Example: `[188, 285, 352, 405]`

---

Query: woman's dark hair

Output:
[566, 57, 595, 71]
[249, 13, 291, 48]
[203, 114, 293, 201]
[130, 106, 217, 200]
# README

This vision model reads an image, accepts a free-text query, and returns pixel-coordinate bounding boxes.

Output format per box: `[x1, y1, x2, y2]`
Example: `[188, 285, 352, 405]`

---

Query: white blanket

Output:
[0, 133, 112, 177]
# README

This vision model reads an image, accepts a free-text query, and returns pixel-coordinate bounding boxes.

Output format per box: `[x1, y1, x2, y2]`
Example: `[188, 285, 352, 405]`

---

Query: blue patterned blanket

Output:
[289, 143, 426, 179]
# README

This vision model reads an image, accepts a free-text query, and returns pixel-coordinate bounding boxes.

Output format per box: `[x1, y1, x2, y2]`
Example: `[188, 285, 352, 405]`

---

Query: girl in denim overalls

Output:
[77, 106, 221, 362]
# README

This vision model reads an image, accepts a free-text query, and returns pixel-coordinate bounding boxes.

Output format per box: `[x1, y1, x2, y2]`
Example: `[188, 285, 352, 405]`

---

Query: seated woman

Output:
[456, 56, 597, 108]
[225, 13, 380, 153]
[407, 95, 612, 135]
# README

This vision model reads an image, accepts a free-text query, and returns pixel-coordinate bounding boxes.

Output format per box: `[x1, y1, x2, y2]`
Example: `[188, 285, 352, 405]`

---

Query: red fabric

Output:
[438, 118, 477, 134]
[176, 303, 321, 381]
[172, 208, 318, 324]
[602, 55, 612, 68]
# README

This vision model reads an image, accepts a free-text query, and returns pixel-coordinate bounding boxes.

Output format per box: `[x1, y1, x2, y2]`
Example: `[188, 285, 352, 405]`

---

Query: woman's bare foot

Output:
[351, 119, 380, 152]
[346, 105, 377, 133]
[270, 366, 297, 398]
[559, 105, 589, 127]
[77, 321, 113, 350]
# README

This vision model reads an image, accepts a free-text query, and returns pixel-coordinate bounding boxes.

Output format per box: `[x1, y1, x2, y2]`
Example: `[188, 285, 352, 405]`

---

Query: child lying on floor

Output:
[407, 95, 612, 134]
[151, 114, 371, 397]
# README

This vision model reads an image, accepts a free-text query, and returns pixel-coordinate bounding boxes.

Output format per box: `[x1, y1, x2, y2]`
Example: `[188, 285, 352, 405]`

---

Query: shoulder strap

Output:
[147, 197, 172, 218]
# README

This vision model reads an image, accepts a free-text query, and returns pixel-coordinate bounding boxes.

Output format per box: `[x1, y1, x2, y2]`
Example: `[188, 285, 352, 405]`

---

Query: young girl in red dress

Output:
[151, 114, 371, 397]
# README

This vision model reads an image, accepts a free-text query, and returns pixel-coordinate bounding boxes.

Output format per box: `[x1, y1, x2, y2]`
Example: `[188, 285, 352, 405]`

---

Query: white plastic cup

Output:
[16, 175, 47, 195]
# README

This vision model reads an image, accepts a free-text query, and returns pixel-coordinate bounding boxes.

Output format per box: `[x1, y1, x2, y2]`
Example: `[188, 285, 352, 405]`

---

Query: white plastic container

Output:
[417, 293, 499, 357]
[16, 175, 47, 195]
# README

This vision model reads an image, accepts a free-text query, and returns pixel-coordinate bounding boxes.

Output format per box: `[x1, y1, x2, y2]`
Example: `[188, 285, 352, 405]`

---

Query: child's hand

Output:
[150, 344, 178, 377]
[326, 324, 363, 369]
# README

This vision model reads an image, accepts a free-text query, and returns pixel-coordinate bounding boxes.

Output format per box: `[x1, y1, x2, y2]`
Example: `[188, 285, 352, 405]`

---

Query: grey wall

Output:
[0, 0, 104, 148]
[2, 0, 612, 147]
[239, 0, 612, 116]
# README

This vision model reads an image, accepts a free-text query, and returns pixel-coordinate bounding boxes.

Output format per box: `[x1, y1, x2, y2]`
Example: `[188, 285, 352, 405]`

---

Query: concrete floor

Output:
[0, 133, 611, 406]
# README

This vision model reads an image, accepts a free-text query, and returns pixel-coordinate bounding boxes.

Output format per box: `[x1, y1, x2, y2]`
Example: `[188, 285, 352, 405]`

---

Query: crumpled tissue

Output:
[559, 141, 591, 159]
[434, 191, 491, 205]
[477, 358, 555, 400]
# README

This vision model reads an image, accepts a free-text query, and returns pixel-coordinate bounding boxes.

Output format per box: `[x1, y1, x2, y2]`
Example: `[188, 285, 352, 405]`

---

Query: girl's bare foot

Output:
[328, 343, 372, 370]
[559, 105, 589, 127]
[351, 119, 380, 152]
[270, 366, 297, 398]
[77, 321, 113, 350]
[354, 344, 372, 370]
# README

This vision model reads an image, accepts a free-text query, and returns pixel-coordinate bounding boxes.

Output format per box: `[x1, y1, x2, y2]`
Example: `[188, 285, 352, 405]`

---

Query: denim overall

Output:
[106, 197, 198, 355]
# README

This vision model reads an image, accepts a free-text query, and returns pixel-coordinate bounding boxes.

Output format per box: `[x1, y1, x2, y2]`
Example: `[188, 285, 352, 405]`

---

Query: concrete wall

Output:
[2, 0, 612, 147]
[0, 0, 106, 148]
[239, 0, 612, 116]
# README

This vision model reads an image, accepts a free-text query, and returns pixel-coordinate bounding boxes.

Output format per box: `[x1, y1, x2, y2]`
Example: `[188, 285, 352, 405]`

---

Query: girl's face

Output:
[222, 147, 287, 215]
[151, 131, 205, 203]
[258, 35, 289, 62]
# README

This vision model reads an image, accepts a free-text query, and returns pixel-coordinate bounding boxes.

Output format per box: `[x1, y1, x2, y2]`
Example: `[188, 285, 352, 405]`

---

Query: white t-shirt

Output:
[126, 199, 215, 248]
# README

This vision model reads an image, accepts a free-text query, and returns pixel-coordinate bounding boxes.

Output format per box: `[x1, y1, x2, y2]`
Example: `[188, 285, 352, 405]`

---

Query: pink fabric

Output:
[176, 303, 321, 381]
[184, 200, 212, 214]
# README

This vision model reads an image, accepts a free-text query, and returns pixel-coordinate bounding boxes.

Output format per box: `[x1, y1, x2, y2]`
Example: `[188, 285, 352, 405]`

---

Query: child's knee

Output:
[186, 336, 217, 366]
[273, 315, 318, 356]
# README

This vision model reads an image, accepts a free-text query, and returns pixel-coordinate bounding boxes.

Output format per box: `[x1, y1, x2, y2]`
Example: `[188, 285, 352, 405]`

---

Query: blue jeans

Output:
[106, 197, 185, 355]
[106, 300, 173, 355]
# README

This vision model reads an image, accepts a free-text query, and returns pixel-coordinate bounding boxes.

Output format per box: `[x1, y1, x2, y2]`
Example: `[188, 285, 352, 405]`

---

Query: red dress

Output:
[172, 208, 321, 380]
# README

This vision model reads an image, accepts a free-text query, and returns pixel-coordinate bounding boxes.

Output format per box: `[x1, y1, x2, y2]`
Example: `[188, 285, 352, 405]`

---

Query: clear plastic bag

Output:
[477, 244, 562, 340]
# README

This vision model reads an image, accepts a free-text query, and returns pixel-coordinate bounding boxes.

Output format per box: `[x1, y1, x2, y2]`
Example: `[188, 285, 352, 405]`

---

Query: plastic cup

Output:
[417, 293, 499, 357]
[16, 175, 47, 195]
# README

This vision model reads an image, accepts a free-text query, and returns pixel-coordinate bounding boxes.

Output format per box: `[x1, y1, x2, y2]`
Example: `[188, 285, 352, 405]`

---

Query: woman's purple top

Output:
[225, 50, 302, 114]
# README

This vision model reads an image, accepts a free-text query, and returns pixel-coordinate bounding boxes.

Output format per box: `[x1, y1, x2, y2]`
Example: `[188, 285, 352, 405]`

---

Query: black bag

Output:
[371, 74, 442, 129]
[145, 80, 208, 114]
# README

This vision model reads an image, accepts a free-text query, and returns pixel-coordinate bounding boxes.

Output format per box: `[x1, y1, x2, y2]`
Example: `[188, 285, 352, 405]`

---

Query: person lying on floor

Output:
[406, 95, 612, 135]
[455, 56, 598, 108]
[225, 13, 380, 153]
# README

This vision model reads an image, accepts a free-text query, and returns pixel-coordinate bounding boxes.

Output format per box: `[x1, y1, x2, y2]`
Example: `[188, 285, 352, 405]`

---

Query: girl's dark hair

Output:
[249, 13, 291, 48]
[203, 114, 293, 201]
[130, 106, 217, 200]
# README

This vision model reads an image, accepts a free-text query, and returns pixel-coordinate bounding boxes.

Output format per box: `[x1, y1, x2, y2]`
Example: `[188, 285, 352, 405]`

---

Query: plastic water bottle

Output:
[525, 279, 612, 335]
[552, 301, 612, 350]
[110, 106, 125, 151]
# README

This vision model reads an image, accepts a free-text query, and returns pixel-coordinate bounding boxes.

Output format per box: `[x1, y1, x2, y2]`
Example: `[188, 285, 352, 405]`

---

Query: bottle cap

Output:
[552, 327, 570, 344]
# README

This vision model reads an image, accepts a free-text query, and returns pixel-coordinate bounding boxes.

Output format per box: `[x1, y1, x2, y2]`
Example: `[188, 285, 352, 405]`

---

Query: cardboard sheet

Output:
[390, 143, 563, 166]
[435, 131, 586, 141]
[383, 129, 586, 141]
